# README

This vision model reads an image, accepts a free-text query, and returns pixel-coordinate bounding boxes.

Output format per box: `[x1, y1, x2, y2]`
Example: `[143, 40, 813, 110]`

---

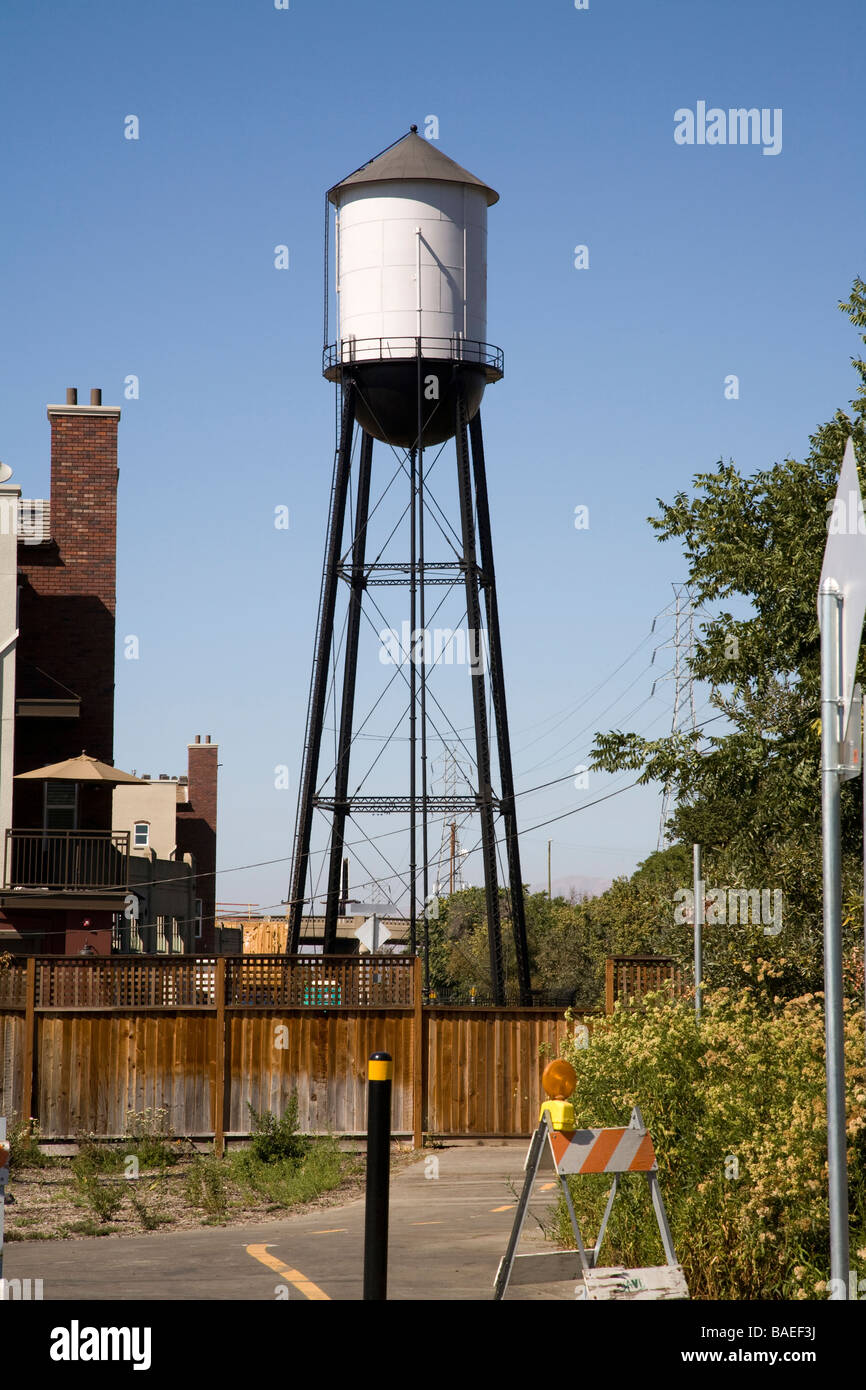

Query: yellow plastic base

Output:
[539, 1099, 576, 1132]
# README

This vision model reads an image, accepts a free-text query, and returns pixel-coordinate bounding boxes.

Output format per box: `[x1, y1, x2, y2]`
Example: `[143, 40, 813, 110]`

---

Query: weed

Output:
[60, 1219, 120, 1238]
[75, 1172, 126, 1224]
[184, 1157, 228, 1220]
[124, 1108, 177, 1169]
[72, 1134, 125, 1178]
[7, 1118, 55, 1169]
[128, 1186, 167, 1231]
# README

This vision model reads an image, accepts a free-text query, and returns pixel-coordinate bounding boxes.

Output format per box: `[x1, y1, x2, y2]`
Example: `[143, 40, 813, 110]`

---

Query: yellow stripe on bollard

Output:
[368, 1058, 392, 1081]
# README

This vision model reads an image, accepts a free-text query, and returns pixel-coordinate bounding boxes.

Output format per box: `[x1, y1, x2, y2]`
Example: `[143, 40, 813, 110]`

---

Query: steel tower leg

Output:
[469, 412, 532, 1005]
[455, 391, 506, 1005]
[322, 429, 374, 952]
[288, 384, 357, 952]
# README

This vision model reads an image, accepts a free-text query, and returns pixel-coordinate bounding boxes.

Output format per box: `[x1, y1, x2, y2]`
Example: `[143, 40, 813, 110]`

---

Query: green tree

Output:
[590, 280, 866, 994]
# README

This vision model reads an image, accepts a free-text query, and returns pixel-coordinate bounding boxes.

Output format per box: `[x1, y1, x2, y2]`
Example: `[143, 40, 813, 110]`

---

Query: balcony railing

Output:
[3, 830, 130, 892]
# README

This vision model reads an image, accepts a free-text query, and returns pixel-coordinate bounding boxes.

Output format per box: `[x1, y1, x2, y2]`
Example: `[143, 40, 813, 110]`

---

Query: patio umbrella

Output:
[14, 752, 144, 784]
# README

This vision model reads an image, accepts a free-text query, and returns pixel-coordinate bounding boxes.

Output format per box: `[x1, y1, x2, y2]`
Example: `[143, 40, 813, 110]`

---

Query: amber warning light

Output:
[539, 1059, 578, 1131]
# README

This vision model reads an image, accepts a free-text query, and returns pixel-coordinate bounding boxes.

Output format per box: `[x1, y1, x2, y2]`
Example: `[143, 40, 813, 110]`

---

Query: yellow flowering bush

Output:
[553, 972, 866, 1299]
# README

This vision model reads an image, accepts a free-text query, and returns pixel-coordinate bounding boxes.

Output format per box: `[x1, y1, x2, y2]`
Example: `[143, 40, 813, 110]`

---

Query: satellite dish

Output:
[0, 463, 13, 482]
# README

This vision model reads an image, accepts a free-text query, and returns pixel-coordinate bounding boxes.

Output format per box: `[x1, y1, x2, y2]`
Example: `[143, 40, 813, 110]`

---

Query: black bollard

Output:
[363, 1050, 392, 1300]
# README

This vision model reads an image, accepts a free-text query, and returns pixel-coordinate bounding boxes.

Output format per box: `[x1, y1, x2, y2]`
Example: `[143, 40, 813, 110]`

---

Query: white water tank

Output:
[325, 129, 503, 446]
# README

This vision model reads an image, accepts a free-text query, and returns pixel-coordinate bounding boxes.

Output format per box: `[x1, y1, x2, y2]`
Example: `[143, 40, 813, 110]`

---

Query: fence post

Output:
[214, 957, 227, 1155]
[21, 958, 36, 1131]
[604, 957, 614, 1015]
[412, 954, 423, 1149]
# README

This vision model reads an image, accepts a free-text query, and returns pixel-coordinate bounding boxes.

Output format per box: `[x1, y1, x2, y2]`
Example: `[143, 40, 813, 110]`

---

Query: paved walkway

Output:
[4, 1141, 573, 1301]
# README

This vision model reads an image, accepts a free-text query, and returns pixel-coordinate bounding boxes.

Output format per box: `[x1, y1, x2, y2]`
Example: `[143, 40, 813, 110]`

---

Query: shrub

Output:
[245, 1096, 310, 1166]
[231, 1137, 349, 1206]
[549, 968, 866, 1299]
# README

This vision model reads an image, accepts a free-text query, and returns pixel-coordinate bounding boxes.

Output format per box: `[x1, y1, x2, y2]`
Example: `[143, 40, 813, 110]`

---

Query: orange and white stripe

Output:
[549, 1125, 657, 1175]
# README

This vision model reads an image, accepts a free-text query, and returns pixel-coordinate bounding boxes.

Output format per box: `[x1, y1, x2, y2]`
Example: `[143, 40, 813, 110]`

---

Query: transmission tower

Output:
[653, 583, 698, 850]
[433, 748, 471, 896]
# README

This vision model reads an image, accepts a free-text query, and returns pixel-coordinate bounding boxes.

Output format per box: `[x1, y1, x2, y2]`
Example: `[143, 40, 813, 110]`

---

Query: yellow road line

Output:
[540, 1182, 557, 1191]
[245, 1243, 331, 1300]
[491, 1204, 516, 1212]
[311, 1228, 347, 1234]
[410, 1220, 442, 1226]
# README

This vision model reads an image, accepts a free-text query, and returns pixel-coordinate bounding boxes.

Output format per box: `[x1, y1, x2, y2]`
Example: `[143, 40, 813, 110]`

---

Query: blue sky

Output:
[2, 0, 863, 916]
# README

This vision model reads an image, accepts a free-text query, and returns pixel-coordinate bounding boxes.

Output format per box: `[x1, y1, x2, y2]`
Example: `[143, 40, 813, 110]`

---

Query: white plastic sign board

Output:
[819, 438, 866, 738]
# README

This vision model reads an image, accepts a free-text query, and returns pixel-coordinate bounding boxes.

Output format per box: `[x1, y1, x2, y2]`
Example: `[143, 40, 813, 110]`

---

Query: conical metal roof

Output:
[328, 129, 499, 206]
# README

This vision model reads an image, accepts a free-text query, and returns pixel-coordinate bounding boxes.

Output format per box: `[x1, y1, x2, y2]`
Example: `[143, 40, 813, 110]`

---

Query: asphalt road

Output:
[4, 1141, 573, 1301]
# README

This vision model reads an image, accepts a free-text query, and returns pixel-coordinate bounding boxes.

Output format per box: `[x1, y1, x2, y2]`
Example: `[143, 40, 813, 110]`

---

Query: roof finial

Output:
[410, 124, 418, 134]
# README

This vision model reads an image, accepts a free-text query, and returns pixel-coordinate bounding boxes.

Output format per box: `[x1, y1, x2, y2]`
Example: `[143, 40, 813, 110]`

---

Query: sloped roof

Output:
[328, 129, 499, 206]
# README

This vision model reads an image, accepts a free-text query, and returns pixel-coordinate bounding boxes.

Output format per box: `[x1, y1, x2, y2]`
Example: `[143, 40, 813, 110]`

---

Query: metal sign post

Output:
[0, 1117, 9, 1286]
[692, 843, 703, 1020]
[817, 437, 866, 1298]
[819, 581, 850, 1295]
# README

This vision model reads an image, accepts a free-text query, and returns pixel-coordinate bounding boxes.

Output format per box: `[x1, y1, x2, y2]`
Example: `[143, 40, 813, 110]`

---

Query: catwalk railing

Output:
[0, 954, 678, 1142]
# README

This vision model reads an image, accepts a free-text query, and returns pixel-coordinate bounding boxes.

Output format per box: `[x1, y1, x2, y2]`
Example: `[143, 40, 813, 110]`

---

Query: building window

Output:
[44, 781, 77, 831]
[133, 822, 150, 848]
[194, 898, 203, 938]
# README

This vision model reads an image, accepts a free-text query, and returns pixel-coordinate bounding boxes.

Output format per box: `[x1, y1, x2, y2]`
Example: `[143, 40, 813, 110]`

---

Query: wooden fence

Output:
[605, 955, 684, 1013]
[0, 954, 679, 1145]
[0, 956, 586, 1145]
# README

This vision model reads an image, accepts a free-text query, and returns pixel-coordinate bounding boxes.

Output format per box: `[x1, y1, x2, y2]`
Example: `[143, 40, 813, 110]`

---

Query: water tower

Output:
[288, 128, 531, 1005]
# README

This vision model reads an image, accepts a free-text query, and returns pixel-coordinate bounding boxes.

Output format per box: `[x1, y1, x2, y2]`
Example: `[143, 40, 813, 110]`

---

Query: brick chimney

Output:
[15, 389, 121, 792]
[176, 735, 218, 950]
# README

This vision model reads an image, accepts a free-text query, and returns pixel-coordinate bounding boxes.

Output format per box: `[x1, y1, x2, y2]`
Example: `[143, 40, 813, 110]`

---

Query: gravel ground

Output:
[3, 1144, 417, 1242]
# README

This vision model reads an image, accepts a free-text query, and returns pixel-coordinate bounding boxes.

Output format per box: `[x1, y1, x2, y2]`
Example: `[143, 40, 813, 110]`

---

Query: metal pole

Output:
[692, 843, 702, 1020]
[363, 1052, 392, 1300]
[409, 442, 417, 956]
[548, 840, 552, 899]
[820, 580, 850, 1295]
[0, 1117, 9, 1285]
[417, 325, 430, 996]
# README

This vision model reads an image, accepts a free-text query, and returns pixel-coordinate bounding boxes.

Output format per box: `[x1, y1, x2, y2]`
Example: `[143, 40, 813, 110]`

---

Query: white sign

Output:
[819, 438, 866, 737]
[355, 916, 391, 953]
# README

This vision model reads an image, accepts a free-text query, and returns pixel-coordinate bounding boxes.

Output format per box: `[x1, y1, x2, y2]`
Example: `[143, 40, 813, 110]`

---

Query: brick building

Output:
[0, 389, 218, 955]
[112, 735, 219, 951]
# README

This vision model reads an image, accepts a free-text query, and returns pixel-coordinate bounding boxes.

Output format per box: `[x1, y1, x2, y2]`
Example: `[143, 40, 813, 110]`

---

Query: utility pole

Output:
[548, 840, 552, 899]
